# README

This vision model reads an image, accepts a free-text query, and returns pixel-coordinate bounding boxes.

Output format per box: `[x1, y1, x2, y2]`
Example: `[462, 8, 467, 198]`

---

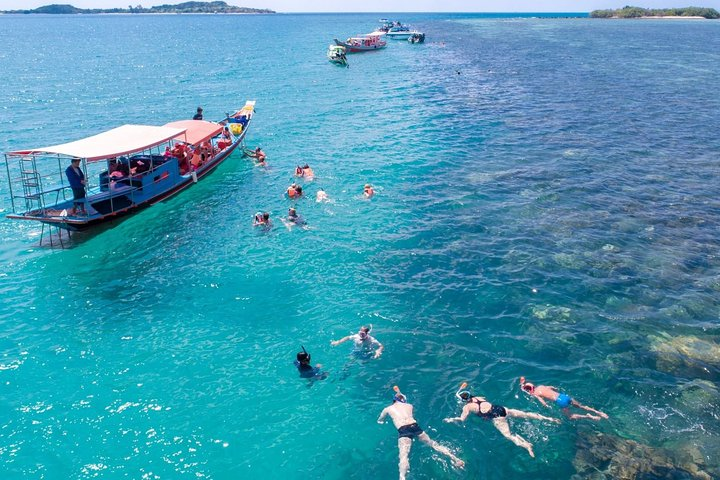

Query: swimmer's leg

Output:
[417, 432, 465, 468]
[505, 408, 560, 424]
[571, 399, 608, 419]
[398, 437, 411, 480]
[492, 417, 535, 458]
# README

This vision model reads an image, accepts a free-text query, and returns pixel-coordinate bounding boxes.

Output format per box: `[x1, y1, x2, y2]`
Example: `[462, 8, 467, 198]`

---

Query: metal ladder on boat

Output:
[16, 156, 69, 248]
[17, 156, 45, 214]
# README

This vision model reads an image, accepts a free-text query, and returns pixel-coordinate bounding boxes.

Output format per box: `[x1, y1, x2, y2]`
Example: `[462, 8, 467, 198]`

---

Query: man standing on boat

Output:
[193, 106, 203, 120]
[65, 157, 87, 216]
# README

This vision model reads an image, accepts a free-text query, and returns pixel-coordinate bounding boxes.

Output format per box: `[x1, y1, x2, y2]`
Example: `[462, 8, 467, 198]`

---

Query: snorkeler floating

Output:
[315, 188, 329, 203]
[330, 324, 384, 359]
[444, 382, 559, 458]
[520, 377, 608, 421]
[378, 386, 465, 480]
[363, 183, 374, 198]
[294, 345, 326, 380]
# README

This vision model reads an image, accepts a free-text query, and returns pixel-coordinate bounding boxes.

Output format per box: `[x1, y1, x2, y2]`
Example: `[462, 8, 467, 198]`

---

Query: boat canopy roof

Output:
[7, 124, 186, 162]
[164, 120, 223, 146]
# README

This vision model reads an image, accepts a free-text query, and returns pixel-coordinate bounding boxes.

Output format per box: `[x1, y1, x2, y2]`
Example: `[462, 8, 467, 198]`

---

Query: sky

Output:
[2, 0, 720, 12]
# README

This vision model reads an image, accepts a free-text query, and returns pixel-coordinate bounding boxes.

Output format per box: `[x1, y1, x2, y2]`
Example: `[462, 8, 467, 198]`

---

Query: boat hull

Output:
[334, 38, 387, 53]
[386, 32, 413, 40]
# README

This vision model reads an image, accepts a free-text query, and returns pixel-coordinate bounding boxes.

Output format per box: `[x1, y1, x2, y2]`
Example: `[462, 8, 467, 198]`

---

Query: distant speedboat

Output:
[327, 44, 348, 66]
[334, 34, 387, 52]
[386, 30, 423, 40]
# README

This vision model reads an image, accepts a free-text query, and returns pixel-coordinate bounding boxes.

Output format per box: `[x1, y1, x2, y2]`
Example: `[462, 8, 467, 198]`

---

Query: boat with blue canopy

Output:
[3, 101, 256, 239]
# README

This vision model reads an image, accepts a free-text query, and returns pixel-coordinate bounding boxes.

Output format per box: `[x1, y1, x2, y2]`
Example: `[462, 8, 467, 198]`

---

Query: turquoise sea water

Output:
[1, 12, 720, 479]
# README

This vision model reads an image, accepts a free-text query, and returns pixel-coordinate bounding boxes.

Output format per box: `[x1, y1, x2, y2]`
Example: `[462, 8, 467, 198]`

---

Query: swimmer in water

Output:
[253, 212, 271, 227]
[294, 346, 326, 380]
[251, 147, 266, 165]
[302, 164, 314, 179]
[287, 183, 299, 198]
[378, 386, 465, 480]
[519, 377, 608, 421]
[444, 382, 560, 458]
[331, 325, 384, 359]
[282, 207, 307, 230]
[316, 188, 329, 203]
[363, 183, 375, 198]
[294, 165, 303, 176]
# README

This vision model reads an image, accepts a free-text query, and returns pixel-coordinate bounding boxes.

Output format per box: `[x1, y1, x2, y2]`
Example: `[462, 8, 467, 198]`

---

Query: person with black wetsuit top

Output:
[444, 385, 559, 458]
[378, 387, 464, 480]
[293, 346, 326, 380]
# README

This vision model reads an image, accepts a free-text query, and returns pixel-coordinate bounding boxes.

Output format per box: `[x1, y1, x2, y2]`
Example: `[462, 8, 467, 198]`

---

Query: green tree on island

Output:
[591, 5, 720, 18]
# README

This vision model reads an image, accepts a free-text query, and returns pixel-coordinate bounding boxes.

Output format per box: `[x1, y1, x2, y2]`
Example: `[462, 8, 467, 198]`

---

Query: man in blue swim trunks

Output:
[520, 377, 608, 421]
[378, 386, 464, 480]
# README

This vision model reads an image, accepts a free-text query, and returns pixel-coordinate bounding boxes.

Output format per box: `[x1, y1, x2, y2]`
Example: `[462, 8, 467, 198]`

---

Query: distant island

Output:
[590, 5, 719, 18]
[1, 1, 274, 14]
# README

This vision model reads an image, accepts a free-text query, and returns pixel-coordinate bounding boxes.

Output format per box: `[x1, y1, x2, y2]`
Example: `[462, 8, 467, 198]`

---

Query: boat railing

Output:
[4, 153, 72, 216]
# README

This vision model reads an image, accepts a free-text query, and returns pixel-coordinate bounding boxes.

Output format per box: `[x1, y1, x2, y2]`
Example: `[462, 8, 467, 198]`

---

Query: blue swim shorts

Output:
[556, 393, 572, 408]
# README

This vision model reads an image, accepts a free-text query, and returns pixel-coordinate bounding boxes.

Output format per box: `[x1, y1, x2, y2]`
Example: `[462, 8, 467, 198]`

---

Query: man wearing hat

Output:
[193, 106, 203, 120]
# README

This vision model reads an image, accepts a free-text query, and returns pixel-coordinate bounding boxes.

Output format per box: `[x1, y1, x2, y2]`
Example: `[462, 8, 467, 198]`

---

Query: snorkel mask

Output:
[359, 324, 372, 340]
[519, 376, 534, 394]
[296, 345, 311, 363]
[455, 382, 471, 403]
[393, 385, 407, 403]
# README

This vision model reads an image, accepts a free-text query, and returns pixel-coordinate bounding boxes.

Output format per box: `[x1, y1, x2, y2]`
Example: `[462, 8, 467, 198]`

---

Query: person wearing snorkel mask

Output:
[330, 325, 384, 359]
[294, 346, 327, 380]
[378, 386, 465, 480]
[519, 377, 608, 421]
[444, 383, 559, 458]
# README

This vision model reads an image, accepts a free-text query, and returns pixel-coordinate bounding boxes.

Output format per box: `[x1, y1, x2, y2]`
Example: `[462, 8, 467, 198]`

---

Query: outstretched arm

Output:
[331, 335, 352, 346]
[377, 407, 389, 424]
[444, 405, 471, 423]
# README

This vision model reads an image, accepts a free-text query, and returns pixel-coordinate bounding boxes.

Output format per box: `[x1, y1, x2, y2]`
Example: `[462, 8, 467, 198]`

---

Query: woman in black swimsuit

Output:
[444, 388, 559, 458]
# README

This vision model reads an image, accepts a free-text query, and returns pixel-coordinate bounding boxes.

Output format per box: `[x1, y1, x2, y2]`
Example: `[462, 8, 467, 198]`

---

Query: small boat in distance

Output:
[327, 44, 348, 67]
[334, 34, 387, 52]
[3, 101, 256, 238]
[377, 20, 424, 41]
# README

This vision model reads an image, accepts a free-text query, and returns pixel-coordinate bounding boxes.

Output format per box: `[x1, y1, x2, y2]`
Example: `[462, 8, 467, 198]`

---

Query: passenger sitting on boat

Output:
[130, 160, 143, 175]
[163, 146, 173, 158]
[171, 144, 184, 158]
[178, 154, 190, 175]
[191, 148, 202, 170]
[110, 158, 129, 177]
[217, 128, 232, 149]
